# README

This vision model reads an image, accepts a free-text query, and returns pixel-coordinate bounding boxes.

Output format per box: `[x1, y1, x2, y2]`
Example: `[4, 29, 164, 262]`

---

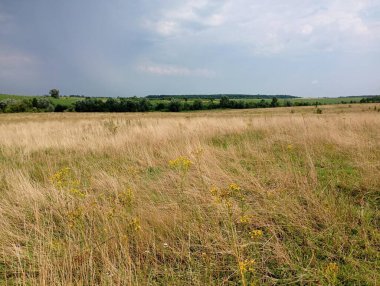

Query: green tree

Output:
[220, 96, 230, 108]
[49, 89, 60, 99]
[270, 97, 279, 107]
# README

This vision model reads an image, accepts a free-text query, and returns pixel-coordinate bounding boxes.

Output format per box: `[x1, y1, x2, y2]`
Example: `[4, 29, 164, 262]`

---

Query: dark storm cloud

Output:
[1, 0, 379, 97]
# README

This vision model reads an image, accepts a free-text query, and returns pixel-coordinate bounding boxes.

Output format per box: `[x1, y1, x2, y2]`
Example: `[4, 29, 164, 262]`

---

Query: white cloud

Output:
[301, 25, 314, 35]
[143, 0, 380, 54]
[144, 0, 226, 36]
[155, 21, 179, 36]
[138, 63, 215, 77]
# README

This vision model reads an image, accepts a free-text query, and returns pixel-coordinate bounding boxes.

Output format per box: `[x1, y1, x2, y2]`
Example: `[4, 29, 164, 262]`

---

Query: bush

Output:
[54, 104, 67, 112]
[168, 100, 183, 112]
[191, 99, 204, 110]
[0, 100, 7, 112]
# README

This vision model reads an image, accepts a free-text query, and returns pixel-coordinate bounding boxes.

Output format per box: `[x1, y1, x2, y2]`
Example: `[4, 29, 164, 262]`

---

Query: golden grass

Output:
[0, 104, 379, 285]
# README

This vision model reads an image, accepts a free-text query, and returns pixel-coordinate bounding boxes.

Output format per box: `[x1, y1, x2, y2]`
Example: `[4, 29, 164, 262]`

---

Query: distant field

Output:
[0, 103, 379, 285]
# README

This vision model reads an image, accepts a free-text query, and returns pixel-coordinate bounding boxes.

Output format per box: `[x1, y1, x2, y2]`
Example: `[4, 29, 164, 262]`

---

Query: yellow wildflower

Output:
[325, 262, 339, 275]
[239, 215, 251, 224]
[68, 188, 86, 198]
[250, 229, 263, 238]
[119, 188, 134, 207]
[229, 183, 241, 192]
[210, 186, 219, 196]
[169, 156, 192, 172]
[129, 218, 141, 232]
[239, 259, 256, 273]
[50, 167, 80, 191]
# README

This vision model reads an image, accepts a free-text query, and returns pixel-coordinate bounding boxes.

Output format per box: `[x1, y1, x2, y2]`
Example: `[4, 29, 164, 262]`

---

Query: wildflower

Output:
[239, 259, 256, 273]
[210, 186, 219, 197]
[239, 215, 251, 224]
[168, 156, 192, 172]
[287, 144, 293, 151]
[50, 167, 72, 188]
[119, 188, 134, 207]
[224, 200, 233, 210]
[250, 229, 263, 238]
[229, 183, 241, 192]
[50, 167, 81, 194]
[325, 262, 339, 275]
[68, 188, 86, 198]
[129, 218, 141, 231]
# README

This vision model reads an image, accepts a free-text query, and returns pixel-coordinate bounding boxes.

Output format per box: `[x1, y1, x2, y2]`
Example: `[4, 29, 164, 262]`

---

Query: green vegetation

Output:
[0, 93, 379, 113]
[49, 88, 60, 99]
[146, 93, 297, 99]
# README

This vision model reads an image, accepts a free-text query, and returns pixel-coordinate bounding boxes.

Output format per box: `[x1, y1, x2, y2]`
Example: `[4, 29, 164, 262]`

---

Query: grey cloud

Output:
[0, 0, 379, 97]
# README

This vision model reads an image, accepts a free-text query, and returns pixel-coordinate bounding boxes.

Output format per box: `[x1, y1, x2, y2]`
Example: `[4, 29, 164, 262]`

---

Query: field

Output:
[0, 104, 379, 285]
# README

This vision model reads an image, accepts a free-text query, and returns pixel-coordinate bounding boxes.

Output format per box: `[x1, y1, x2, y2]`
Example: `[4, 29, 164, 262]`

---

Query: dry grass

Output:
[0, 104, 379, 285]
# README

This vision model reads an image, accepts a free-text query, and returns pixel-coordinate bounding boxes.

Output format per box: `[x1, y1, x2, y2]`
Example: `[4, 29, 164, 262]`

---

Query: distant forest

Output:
[146, 94, 298, 99]
[0, 93, 379, 113]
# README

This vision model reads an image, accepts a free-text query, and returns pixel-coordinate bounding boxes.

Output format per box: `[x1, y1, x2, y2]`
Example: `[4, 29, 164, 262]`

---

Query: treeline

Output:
[1, 95, 378, 114]
[146, 94, 297, 100]
[0, 97, 67, 113]
[360, 96, 380, 103]
[74, 96, 317, 112]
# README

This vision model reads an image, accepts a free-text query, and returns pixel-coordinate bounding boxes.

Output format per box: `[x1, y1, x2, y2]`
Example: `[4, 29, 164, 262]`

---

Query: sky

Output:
[0, 0, 379, 97]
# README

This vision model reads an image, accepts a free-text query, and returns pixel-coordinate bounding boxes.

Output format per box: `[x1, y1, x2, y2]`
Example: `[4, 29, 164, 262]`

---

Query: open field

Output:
[0, 104, 379, 285]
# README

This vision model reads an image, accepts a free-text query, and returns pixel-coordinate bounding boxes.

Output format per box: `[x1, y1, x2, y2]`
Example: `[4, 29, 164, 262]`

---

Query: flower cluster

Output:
[229, 183, 241, 192]
[168, 156, 193, 172]
[50, 167, 79, 189]
[239, 259, 256, 273]
[128, 218, 141, 232]
[50, 167, 85, 198]
[118, 188, 134, 207]
[250, 229, 263, 239]
[69, 188, 86, 198]
[239, 215, 251, 224]
[210, 183, 244, 202]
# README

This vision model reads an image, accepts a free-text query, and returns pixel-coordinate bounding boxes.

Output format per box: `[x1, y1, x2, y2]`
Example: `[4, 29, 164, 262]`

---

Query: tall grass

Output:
[0, 104, 379, 285]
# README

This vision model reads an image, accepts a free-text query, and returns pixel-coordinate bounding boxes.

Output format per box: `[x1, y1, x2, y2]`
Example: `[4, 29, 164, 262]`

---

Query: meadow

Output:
[0, 104, 379, 285]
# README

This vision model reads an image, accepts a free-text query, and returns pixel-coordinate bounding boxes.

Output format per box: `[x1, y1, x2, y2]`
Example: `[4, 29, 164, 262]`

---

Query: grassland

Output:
[0, 104, 379, 285]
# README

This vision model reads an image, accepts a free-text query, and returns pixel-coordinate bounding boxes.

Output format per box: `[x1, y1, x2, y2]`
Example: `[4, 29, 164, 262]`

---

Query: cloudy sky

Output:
[1, 0, 379, 97]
